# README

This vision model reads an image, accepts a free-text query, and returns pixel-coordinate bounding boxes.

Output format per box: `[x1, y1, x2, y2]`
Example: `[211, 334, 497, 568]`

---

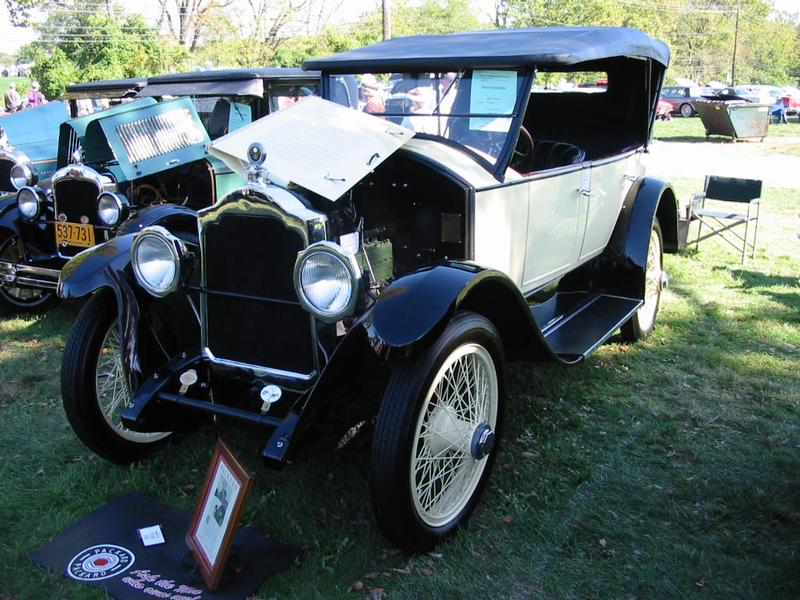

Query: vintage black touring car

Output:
[58, 27, 678, 552]
[0, 68, 318, 311]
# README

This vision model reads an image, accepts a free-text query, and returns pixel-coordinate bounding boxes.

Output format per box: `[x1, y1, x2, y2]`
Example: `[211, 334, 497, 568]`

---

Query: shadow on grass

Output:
[655, 135, 732, 144]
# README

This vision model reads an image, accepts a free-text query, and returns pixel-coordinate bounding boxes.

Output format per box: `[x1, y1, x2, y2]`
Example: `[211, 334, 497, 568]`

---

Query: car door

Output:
[520, 166, 587, 292]
[580, 152, 640, 261]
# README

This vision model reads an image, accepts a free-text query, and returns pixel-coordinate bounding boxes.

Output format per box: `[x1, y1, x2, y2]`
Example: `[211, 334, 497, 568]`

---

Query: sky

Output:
[1, 0, 799, 58]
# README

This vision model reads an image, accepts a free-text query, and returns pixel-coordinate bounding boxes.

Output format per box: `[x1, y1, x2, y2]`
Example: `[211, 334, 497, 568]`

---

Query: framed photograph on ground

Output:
[186, 439, 254, 591]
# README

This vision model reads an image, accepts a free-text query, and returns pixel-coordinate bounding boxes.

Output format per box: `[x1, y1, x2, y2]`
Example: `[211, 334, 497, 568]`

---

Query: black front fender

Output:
[117, 204, 198, 238]
[360, 262, 556, 362]
[0, 193, 21, 242]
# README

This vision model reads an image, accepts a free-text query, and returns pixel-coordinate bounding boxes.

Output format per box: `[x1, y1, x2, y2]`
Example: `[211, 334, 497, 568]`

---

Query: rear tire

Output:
[370, 312, 505, 552]
[621, 219, 663, 342]
[680, 103, 694, 118]
[0, 235, 56, 314]
[61, 292, 169, 463]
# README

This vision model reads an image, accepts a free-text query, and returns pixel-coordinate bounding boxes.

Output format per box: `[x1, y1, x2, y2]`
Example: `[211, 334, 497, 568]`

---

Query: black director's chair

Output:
[689, 175, 762, 264]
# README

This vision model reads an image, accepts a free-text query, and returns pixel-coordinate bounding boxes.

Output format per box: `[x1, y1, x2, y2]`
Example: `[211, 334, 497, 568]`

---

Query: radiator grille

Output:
[53, 178, 103, 256]
[0, 159, 12, 193]
[202, 213, 315, 375]
[65, 129, 81, 165]
[116, 108, 205, 163]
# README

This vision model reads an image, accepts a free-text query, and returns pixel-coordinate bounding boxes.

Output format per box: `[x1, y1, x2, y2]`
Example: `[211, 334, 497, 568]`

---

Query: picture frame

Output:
[185, 439, 254, 591]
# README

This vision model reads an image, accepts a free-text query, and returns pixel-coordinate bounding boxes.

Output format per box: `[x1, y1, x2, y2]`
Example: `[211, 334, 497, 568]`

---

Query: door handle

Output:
[624, 174, 637, 182]
[578, 187, 591, 197]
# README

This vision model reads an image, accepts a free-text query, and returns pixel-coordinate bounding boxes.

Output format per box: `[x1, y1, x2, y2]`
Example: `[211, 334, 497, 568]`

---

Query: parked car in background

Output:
[781, 86, 800, 114]
[712, 86, 762, 103]
[0, 78, 147, 196]
[660, 85, 706, 117]
[743, 84, 786, 105]
[57, 27, 678, 553]
[0, 68, 319, 312]
[656, 98, 672, 120]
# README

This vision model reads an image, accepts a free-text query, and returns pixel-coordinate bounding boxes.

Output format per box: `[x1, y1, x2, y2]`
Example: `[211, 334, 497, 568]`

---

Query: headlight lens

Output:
[17, 186, 41, 220]
[294, 242, 360, 322]
[131, 226, 182, 297]
[97, 192, 127, 226]
[10, 162, 33, 190]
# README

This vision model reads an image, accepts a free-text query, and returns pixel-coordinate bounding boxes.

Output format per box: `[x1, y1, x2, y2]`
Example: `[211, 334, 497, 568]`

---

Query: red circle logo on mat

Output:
[67, 544, 136, 581]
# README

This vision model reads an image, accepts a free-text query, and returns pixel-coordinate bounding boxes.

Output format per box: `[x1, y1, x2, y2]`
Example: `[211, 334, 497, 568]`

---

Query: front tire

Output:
[680, 103, 694, 118]
[61, 292, 169, 463]
[621, 219, 663, 342]
[0, 235, 55, 314]
[370, 312, 505, 552]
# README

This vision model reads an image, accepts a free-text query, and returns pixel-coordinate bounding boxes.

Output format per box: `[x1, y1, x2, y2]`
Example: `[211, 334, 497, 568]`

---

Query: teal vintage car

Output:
[0, 68, 318, 311]
[0, 77, 145, 194]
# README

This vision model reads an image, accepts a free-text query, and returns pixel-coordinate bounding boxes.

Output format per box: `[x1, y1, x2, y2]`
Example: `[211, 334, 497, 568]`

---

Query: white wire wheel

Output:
[622, 218, 663, 341]
[62, 292, 170, 463]
[370, 311, 505, 553]
[95, 320, 169, 444]
[410, 342, 498, 527]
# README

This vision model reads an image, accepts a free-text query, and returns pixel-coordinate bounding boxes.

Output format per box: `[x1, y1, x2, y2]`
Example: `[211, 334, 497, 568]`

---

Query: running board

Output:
[533, 293, 642, 362]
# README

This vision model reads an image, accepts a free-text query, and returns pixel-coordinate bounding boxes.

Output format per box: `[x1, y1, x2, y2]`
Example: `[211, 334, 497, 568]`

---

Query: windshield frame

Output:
[321, 68, 534, 180]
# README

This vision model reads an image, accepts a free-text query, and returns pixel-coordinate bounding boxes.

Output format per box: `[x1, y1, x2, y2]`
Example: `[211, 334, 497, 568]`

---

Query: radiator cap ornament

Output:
[245, 142, 267, 184]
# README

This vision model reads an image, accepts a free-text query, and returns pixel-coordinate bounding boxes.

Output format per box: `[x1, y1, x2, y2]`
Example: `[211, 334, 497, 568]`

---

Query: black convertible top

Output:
[304, 27, 670, 73]
[63, 77, 146, 99]
[146, 68, 317, 83]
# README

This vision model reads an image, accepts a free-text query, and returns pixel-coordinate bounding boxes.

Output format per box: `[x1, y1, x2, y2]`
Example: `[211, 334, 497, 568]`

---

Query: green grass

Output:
[1, 184, 799, 599]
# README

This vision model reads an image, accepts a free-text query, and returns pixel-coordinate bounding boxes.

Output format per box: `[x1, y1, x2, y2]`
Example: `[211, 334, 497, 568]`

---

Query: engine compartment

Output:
[314, 150, 471, 289]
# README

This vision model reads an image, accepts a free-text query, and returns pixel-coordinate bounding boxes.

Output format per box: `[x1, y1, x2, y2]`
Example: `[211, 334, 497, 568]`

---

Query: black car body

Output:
[58, 28, 678, 552]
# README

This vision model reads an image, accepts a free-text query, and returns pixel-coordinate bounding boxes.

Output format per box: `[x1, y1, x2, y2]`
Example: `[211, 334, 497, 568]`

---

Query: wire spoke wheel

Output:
[95, 320, 168, 443]
[370, 312, 505, 552]
[0, 236, 53, 310]
[622, 219, 663, 342]
[62, 292, 170, 463]
[411, 343, 498, 527]
[637, 227, 662, 329]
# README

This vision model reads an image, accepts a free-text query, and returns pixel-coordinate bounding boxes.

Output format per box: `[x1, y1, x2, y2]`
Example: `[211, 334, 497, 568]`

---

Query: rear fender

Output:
[563, 177, 678, 301]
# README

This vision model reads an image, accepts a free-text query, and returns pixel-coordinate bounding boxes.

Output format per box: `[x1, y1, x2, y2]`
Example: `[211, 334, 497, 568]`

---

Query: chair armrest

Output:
[749, 197, 761, 205]
[688, 192, 706, 219]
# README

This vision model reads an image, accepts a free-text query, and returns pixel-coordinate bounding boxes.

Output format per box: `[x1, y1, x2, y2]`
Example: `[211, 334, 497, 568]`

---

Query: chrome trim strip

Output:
[203, 347, 317, 381]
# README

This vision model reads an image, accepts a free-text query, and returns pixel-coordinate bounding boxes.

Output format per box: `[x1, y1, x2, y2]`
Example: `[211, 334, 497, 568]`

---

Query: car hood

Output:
[209, 96, 414, 201]
[57, 97, 158, 167]
[82, 97, 210, 181]
[0, 101, 70, 162]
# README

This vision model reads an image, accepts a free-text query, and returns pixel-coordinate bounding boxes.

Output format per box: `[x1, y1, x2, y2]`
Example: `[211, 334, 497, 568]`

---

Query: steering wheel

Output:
[510, 126, 533, 171]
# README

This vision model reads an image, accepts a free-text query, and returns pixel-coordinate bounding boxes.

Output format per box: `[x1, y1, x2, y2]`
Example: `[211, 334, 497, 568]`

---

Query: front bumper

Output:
[120, 349, 306, 468]
[0, 259, 60, 291]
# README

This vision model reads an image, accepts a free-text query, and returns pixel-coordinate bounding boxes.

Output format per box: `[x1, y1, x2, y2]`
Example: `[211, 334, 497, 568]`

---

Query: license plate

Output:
[55, 222, 96, 248]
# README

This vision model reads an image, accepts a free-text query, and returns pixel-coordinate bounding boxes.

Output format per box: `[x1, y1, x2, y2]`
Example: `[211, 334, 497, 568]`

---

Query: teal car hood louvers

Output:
[83, 97, 211, 181]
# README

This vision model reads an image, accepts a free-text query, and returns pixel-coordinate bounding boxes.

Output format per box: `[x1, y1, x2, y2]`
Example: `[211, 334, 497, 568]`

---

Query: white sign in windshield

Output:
[209, 96, 414, 201]
[469, 70, 517, 132]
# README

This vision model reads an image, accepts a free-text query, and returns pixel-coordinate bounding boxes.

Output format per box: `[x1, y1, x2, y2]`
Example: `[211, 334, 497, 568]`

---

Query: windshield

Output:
[325, 69, 529, 167]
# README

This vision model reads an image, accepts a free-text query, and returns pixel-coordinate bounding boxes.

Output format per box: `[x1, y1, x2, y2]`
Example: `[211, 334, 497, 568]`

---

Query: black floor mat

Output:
[30, 491, 301, 600]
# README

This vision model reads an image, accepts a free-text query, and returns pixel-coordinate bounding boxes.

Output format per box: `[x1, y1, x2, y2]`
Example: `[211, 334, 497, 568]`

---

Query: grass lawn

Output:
[0, 182, 798, 599]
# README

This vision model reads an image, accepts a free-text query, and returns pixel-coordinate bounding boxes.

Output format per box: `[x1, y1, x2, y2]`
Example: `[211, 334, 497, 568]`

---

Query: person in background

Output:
[26, 81, 46, 107]
[360, 74, 385, 115]
[4, 82, 22, 112]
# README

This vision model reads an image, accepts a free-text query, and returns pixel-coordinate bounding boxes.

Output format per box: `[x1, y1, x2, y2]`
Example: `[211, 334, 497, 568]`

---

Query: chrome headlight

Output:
[17, 186, 41, 220]
[131, 226, 184, 297]
[97, 192, 128, 227]
[294, 241, 361, 322]
[10, 162, 35, 190]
